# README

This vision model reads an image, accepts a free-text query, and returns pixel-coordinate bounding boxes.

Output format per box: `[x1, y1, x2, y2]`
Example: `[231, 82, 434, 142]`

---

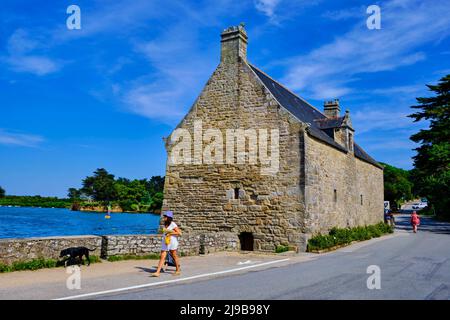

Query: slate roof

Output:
[314, 117, 345, 129]
[249, 64, 382, 169]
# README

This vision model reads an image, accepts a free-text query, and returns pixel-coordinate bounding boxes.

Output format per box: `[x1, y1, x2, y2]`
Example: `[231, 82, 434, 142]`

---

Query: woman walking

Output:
[411, 210, 421, 233]
[151, 211, 181, 277]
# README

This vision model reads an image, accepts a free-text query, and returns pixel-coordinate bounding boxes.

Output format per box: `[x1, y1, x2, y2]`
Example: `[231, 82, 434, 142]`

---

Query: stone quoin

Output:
[162, 24, 384, 252]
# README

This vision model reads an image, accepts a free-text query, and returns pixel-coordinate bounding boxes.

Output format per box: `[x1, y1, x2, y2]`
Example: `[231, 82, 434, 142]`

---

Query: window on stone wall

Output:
[334, 189, 337, 202]
[360, 194, 363, 205]
[234, 188, 240, 199]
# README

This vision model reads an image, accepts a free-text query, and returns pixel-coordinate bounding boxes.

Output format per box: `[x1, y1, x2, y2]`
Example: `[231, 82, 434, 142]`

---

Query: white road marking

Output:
[54, 258, 290, 300]
[237, 260, 252, 265]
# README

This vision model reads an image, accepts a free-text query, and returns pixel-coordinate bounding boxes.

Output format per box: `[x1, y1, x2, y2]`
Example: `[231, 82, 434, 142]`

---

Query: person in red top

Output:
[411, 211, 421, 233]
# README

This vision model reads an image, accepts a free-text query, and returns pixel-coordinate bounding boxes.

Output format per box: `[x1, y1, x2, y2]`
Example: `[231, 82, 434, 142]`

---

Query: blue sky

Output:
[0, 0, 449, 197]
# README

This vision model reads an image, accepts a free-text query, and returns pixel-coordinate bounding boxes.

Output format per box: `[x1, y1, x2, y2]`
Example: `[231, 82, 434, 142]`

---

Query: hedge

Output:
[307, 222, 394, 252]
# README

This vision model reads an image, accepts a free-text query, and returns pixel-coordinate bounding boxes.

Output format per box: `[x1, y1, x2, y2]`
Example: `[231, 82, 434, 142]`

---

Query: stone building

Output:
[162, 25, 384, 252]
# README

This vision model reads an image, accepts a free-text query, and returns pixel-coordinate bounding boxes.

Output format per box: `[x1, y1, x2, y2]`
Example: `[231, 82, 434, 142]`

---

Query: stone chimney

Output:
[220, 23, 248, 64]
[323, 99, 341, 118]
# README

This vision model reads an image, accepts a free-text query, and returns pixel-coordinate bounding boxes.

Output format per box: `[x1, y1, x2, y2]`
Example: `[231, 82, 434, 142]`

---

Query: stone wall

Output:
[303, 135, 384, 237]
[0, 235, 102, 265]
[162, 57, 306, 252]
[102, 232, 238, 257]
[0, 233, 239, 265]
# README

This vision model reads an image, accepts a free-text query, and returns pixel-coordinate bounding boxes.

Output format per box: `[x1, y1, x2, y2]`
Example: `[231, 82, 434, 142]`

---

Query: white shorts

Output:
[161, 236, 178, 251]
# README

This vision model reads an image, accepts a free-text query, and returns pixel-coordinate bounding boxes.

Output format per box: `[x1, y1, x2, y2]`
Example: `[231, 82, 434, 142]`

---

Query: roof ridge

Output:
[314, 116, 344, 121]
[248, 63, 326, 118]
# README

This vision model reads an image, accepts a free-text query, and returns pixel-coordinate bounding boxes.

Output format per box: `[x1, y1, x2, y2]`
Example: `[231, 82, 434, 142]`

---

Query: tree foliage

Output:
[67, 188, 81, 200]
[0, 186, 5, 198]
[381, 162, 414, 207]
[81, 168, 118, 203]
[408, 74, 450, 218]
[69, 168, 165, 212]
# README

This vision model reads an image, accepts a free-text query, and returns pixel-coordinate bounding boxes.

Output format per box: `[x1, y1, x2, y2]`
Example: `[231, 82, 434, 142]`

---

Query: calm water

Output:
[0, 206, 161, 239]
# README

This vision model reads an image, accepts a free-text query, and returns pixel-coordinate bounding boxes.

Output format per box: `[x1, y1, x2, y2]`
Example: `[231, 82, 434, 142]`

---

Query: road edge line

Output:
[54, 258, 290, 300]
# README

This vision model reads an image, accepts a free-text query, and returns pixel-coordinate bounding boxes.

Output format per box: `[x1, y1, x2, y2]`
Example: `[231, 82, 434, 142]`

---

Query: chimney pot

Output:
[324, 99, 341, 118]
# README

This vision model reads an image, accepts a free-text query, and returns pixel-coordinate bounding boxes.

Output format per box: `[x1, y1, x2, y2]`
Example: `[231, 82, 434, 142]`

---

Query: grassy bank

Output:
[107, 254, 160, 262]
[307, 222, 394, 252]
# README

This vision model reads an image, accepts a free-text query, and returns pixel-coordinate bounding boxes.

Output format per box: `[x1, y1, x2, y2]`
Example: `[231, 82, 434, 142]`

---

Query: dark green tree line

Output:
[409, 74, 450, 219]
[381, 163, 414, 209]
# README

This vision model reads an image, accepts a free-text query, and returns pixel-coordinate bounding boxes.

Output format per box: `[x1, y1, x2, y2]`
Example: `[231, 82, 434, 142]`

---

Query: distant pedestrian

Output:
[151, 211, 181, 277]
[411, 211, 420, 233]
[384, 209, 395, 227]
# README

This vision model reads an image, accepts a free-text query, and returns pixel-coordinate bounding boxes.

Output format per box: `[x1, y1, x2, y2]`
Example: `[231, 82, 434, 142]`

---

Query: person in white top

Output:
[151, 211, 181, 277]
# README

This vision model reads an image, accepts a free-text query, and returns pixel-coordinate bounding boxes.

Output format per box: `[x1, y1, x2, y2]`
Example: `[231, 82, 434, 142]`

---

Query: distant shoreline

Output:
[0, 205, 160, 215]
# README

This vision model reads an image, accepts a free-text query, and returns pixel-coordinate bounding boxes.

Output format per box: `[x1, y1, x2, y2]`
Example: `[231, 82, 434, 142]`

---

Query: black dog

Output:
[59, 247, 96, 267]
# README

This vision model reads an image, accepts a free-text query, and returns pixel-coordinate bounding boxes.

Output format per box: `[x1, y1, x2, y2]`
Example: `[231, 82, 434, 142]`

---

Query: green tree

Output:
[149, 192, 164, 212]
[68, 169, 164, 212]
[81, 168, 118, 203]
[409, 75, 450, 218]
[145, 176, 165, 194]
[67, 188, 81, 200]
[0, 186, 5, 198]
[381, 163, 413, 208]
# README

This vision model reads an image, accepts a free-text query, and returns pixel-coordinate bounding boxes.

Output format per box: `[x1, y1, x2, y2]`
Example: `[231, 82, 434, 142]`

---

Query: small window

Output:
[234, 188, 240, 199]
[360, 194, 363, 205]
[334, 189, 337, 202]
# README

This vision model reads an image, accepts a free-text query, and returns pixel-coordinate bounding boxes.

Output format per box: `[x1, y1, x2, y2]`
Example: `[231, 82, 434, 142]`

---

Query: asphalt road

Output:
[90, 214, 450, 300]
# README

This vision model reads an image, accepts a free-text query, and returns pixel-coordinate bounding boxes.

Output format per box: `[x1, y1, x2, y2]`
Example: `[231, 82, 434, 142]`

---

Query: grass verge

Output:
[0, 255, 101, 273]
[106, 254, 160, 262]
[275, 245, 289, 253]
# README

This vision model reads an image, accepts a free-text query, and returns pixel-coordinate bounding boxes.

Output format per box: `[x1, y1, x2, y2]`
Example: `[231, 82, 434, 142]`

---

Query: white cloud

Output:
[124, 85, 187, 122]
[253, 0, 321, 24]
[370, 84, 427, 96]
[322, 7, 364, 21]
[122, 24, 216, 123]
[52, 0, 169, 41]
[120, 1, 244, 124]
[255, 0, 281, 18]
[280, 0, 450, 99]
[0, 129, 44, 147]
[6, 55, 60, 76]
[352, 109, 413, 134]
[2, 29, 61, 76]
